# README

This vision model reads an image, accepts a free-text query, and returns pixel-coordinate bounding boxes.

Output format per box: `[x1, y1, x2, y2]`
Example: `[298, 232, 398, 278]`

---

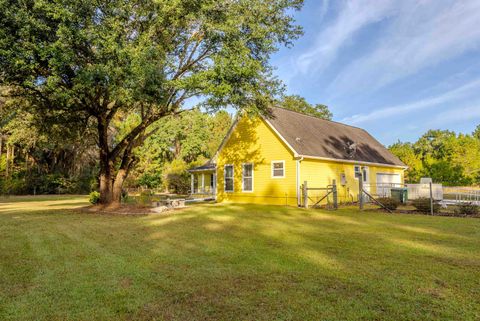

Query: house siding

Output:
[216, 116, 298, 206]
[215, 115, 405, 207]
[299, 158, 404, 204]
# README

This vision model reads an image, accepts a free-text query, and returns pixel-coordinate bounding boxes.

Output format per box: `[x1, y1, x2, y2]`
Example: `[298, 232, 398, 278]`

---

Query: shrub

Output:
[166, 173, 190, 194]
[161, 159, 191, 194]
[137, 190, 153, 207]
[0, 177, 28, 195]
[377, 197, 400, 210]
[137, 172, 162, 189]
[454, 202, 479, 215]
[411, 197, 440, 213]
[121, 189, 129, 204]
[89, 191, 100, 204]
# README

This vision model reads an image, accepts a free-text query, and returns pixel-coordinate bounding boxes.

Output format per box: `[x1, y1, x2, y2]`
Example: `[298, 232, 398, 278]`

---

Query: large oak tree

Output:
[0, 0, 303, 204]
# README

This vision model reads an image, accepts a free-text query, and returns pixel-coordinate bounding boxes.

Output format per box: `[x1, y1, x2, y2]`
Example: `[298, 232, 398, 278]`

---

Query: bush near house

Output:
[411, 197, 441, 213]
[137, 190, 154, 207]
[377, 197, 400, 210]
[454, 202, 479, 215]
[89, 191, 100, 204]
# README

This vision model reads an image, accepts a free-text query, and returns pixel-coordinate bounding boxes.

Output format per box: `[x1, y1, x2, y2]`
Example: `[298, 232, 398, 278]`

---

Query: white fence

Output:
[407, 184, 443, 201]
[366, 183, 443, 201]
[370, 183, 480, 205]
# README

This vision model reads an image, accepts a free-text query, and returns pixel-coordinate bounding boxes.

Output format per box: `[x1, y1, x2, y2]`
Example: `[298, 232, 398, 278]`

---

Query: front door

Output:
[362, 166, 370, 193]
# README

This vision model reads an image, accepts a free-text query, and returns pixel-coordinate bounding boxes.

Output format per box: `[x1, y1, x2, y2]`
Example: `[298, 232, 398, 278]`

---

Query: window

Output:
[224, 165, 234, 192]
[271, 161, 285, 178]
[354, 165, 368, 182]
[354, 165, 361, 179]
[242, 163, 253, 192]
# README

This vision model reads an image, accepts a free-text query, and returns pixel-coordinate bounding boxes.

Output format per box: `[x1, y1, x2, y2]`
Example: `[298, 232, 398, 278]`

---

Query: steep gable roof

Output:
[263, 107, 406, 167]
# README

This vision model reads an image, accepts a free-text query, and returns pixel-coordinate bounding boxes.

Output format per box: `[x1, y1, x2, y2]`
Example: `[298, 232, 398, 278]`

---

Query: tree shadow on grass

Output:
[132, 203, 480, 320]
[1, 201, 480, 320]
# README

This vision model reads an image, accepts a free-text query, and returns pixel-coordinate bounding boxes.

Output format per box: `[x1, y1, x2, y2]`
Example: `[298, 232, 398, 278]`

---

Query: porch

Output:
[188, 163, 217, 201]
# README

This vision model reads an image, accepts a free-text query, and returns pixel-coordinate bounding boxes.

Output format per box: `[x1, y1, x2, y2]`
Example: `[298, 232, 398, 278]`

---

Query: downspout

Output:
[296, 156, 304, 206]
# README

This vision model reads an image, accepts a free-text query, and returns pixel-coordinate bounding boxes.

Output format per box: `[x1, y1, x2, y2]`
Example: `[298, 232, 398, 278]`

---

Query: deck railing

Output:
[443, 187, 480, 205]
[363, 183, 443, 200]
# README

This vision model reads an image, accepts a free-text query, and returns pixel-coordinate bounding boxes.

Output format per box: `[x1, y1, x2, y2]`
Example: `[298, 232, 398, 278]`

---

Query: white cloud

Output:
[426, 104, 480, 127]
[341, 78, 480, 124]
[296, 0, 398, 74]
[329, 0, 480, 94]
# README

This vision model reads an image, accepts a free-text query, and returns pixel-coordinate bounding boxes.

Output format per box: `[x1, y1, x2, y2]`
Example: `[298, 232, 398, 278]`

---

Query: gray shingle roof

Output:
[264, 107, 406, 167]
[188, 163, 216, 172]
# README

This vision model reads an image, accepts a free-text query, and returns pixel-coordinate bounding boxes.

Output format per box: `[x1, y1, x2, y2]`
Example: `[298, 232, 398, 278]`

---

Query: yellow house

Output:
[189, 107, 407, 206]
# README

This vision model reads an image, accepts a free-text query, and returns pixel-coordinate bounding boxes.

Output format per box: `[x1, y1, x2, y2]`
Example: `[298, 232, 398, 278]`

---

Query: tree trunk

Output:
[96, 112, 150, 206]
[97, 117, 113, 204]
[111, 145, 137, 205]
[111, 169, 127, 206]
[5, 144, 10, 177]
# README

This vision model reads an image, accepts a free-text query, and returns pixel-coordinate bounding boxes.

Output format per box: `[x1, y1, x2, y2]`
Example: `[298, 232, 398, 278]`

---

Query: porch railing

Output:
[190, 186, 215, 194]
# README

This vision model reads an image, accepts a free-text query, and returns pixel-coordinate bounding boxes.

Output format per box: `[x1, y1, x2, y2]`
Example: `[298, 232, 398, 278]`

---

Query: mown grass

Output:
[0, 196, 479, 320]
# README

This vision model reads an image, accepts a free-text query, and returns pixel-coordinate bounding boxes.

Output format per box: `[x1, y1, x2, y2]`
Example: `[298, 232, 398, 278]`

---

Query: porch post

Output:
[201, 173, 205, 193]
[191, 173, 194, 194]
[213, 173, 216, 197]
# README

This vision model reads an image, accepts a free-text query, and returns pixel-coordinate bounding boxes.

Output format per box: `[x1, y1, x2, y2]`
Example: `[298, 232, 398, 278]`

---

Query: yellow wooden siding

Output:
[216, 116, 298, 206]
[215, 115, 405, 206]
[299, 158, 404, 204]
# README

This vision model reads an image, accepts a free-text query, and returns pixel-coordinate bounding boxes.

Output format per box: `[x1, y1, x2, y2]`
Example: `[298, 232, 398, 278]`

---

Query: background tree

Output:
[0, 94, 97, 195]
[277, 94, 332, 120]
[388, 142, 423, 183]
[129, 109, 232, 192]
[0, 0, 303, 204]
[390, 129, 480, 186]
[473, 124, 480, 140]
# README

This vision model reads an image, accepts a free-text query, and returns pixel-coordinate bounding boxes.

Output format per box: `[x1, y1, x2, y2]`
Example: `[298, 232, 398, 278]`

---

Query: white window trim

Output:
[224, 164, 234, 192]
[354, 165, 361, 180]
[271, 160, 285, 178]
[242, 163, 254, 192]
[354, 165, 369, 182]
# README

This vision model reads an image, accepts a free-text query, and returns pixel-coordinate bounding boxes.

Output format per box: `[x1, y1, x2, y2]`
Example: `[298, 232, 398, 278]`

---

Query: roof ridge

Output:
[271, 106, 368, 132]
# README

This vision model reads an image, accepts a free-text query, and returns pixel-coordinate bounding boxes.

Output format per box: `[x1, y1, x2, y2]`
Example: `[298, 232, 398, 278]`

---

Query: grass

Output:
[1, 196, 479, 320]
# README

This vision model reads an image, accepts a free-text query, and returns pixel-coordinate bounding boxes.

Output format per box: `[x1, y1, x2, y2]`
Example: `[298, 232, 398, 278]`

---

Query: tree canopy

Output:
[389, 127, 480, 186]
[277, 94, 332, 120]
[0, 0, 303, 203]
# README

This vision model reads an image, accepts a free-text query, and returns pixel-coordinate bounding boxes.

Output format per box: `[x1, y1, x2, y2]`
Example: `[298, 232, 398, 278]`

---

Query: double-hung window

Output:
[224, 165, 234, 192]
[354, 165, 368, 182]
[354, 165, 361, 179]
[242, 163, 253, 192]
[271, 161, 285, 178]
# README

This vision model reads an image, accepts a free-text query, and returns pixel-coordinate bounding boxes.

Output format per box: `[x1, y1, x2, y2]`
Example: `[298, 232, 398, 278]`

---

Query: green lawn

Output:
[1, 196, 479, 320]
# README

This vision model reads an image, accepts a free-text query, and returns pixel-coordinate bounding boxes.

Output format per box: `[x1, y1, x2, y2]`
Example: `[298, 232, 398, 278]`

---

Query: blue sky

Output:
[270, 0, 480, 145]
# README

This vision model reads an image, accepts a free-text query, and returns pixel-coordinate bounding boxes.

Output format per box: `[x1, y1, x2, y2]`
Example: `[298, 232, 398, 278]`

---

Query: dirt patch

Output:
[371, 208, 480, 218]
[76, 204, 158, 215]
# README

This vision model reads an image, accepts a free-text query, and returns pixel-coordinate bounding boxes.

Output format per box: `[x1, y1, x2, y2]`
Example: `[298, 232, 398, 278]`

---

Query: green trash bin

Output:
[391, 188, 408, 204]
